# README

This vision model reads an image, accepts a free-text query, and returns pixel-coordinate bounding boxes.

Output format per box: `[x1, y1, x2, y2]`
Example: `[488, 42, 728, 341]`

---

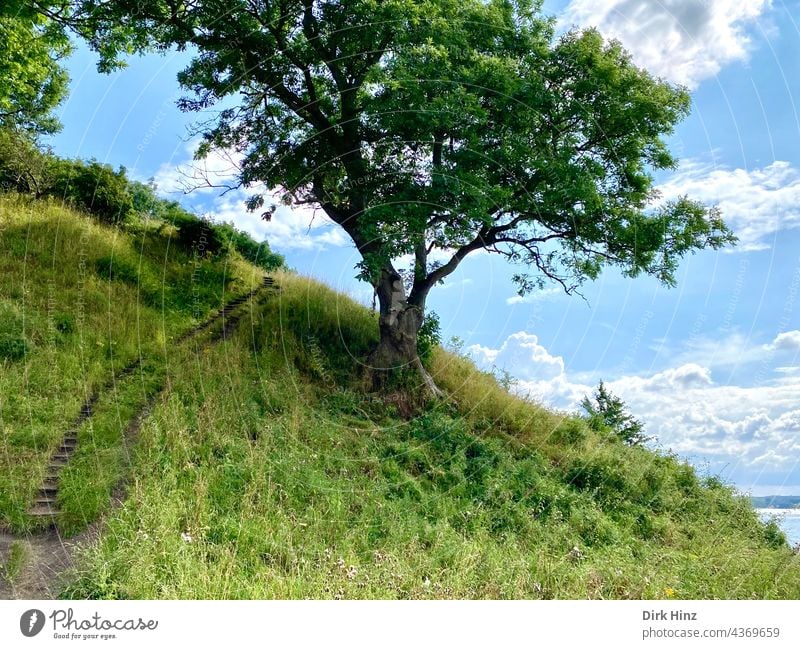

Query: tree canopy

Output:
[55, 0, 736, 387]
[0, 2, 73, 133]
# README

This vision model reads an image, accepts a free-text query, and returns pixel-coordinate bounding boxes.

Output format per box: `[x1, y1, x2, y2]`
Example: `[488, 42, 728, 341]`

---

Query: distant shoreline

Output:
[751, 496, 800, 509]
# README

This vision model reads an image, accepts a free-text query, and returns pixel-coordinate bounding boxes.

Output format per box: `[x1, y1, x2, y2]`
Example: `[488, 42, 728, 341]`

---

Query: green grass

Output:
[0, 193, 263, 531]
[1, 541, 27, 583]
[3, 195, 800, 599]
[62, 273, 800, 599]
[56, 360, 166, 536]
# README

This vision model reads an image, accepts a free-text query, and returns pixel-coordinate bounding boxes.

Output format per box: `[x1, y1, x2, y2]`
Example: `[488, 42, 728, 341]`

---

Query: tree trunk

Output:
[367, 266, 443, 398]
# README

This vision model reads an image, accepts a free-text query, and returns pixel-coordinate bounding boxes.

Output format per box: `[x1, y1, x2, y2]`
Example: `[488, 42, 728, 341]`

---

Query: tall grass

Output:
[4, 196, 798, 597]
[58, 272, 800, 599]
[0, 193, 261, 530]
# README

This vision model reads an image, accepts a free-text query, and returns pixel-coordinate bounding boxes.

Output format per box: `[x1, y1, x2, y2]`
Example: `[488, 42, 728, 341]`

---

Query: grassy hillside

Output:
[2, 196, 800, 599]
[0, 193, 263, 530]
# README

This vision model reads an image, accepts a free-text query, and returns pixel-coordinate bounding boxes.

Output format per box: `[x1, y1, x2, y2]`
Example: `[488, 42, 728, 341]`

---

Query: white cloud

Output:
[152, 140, 242, 195]
[439, 278, 474, 291]
[151, 141, 352, 252]
[771, 330, 800, 351]
[560, 0, 771, 88]
[620, 362, 714, 391]
[656, 160, 800, 251]
[203, 192, 350, 251]
[506, 287, 562, 305]
[469, 329, 800, 485]
[650, 330, 800, 375]
[468, 332, 565, 381]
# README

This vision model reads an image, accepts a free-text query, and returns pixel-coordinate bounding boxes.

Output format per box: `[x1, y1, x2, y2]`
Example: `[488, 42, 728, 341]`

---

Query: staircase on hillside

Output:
[27, 274, 278, 520]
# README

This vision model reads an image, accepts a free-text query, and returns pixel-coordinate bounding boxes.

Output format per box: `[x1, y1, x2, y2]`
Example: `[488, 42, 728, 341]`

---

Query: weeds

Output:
[1, 541, 26, 583]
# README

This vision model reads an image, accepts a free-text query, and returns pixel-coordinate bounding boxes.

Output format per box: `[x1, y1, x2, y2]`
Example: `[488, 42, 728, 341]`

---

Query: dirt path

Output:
[0, 526, 95, 599]
[0, 277, 276, 599]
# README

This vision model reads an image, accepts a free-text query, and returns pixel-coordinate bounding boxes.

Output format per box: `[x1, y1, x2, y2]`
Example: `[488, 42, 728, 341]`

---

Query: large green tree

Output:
[0, 1, 73, 134]
[62, 0, 735, 392]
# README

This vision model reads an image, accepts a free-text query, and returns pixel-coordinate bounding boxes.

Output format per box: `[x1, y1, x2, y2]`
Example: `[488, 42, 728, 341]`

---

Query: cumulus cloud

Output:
[468, 329, 800, 485]
[771, 330, 800, 351]
[620, 363, 714, 391]
[656, 160, 800, 251]
[560, 0, 771, 88]
[468, 332, 565, 381]
[151, 141, 351, 252]
[200, 189, 350, 250]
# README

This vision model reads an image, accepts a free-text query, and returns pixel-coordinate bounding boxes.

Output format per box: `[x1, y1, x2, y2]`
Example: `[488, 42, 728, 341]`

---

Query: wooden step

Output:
[29, 506, 60, 517]
[34, 495, 58, 504]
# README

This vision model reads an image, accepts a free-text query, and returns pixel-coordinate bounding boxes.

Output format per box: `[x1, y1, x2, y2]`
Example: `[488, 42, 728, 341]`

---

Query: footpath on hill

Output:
[0, 277, 278, 599]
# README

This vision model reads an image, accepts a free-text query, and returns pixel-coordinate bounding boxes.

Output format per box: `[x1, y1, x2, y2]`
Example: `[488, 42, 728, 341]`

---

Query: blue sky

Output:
[46, 0, 800, 495]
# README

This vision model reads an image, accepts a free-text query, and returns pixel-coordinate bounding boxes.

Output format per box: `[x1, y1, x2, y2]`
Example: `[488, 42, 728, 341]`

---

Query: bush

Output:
[95, 255, 138, 283]
[52, 313, 75, 334]
[166, 208, 225, 256]
[129, 179, 165, 220]
[417, 310, 441, 365]
[0, 334, 28, 361]
[565, 455, 631, 508]
[0, 306, 29, 361]
[0, 128, 49, 195]
[763, 518, 788, 549]
[47, 158, 134, 224]
[1, 135, 288, 270]
[214, 221, 285, 271]
[553, 416, 588, 445]
[581, 381, 649, 446]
